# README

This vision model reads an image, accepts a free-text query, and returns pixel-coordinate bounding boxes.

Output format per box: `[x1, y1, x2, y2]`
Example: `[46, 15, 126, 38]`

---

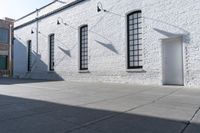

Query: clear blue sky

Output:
[0, 0, 53, 20]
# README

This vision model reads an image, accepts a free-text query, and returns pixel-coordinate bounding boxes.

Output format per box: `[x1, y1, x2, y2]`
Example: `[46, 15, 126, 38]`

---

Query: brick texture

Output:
[13, 0, 200, 87]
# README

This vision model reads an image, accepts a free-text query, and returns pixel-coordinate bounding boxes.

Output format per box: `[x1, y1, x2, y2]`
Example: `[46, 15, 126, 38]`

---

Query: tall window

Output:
[27, 40, 32, 72]
[80, 25, 88, 70]
[49, 34, 55, 71]
[0, 28, 9, 44]
[0, 55, 7, 70]
[127, 11, 143, 69]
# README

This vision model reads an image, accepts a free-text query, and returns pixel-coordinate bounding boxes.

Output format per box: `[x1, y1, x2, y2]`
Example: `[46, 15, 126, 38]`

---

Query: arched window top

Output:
[127, 10, 141, 15]
[127, 10, 142, 19]
[80, 25, 88, 30]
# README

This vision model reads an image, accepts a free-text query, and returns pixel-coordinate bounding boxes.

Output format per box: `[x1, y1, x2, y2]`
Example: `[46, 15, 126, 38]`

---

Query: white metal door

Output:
[162, 38, 184, 85]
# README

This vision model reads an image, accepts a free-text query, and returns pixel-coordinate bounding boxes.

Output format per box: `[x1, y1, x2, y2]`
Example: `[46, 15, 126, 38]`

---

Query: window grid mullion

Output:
[127, 11, 143, 69]
[27, 40, 32, 72]
[80, 25, 88, 70]
[49, 34, 55, 71]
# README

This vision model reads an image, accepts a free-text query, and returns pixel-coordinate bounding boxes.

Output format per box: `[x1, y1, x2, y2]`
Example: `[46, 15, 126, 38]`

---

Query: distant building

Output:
[13, 0, 200, 87]
[0, 18, 14, 77]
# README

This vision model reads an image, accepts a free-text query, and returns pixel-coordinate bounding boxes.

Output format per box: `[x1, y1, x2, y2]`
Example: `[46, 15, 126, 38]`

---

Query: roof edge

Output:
[14, 0, 86, 30]
[15, 0, 57, 22]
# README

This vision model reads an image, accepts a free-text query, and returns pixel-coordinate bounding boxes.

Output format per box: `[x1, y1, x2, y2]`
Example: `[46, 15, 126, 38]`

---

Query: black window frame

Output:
[49, 34, 55, 71]
[127, 10, 143, 69]
[0, 28, 9, 44]
[79, 25, 88, 71]
[27, 40, 32, 72]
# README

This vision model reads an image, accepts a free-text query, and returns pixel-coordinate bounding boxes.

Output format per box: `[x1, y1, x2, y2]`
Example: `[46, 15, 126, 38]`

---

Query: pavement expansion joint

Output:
[79, 88, 151, 106]
[180, 106, 200, 133]
[64, 88, 180, 133]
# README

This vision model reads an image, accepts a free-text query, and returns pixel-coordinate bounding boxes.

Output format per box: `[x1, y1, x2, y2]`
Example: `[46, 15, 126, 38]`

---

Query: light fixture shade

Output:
[97, 6, 101, 12]
[57, 20, 60, 25]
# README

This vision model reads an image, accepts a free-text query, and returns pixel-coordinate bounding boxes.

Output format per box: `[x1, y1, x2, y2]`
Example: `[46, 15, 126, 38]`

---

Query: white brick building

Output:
[13, 0, 200, 87]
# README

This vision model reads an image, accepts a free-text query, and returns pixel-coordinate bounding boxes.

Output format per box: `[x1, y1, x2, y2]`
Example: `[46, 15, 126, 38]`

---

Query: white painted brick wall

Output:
[13, 0, 200, 87]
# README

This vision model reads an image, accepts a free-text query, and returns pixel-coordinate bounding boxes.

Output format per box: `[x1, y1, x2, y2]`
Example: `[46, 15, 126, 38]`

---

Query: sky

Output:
[0, 0, 53, 20]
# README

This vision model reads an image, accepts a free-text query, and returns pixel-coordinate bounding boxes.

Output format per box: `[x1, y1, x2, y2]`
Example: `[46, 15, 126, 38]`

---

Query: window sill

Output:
[79, 70, 90, 73]
[126, 69, 146, 73]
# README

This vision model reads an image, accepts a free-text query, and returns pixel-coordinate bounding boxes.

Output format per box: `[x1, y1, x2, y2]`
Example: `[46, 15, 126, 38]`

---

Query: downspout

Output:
[9, 24, 13, 77]
[36, 9, 39, 53]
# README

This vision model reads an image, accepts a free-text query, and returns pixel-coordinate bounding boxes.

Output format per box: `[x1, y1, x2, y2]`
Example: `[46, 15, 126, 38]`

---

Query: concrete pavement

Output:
[0, 78, 199, 133]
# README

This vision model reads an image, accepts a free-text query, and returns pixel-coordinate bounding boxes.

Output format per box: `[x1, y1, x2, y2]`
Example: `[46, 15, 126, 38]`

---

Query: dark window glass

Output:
[0, 55, 8, 70]
[49, 34, 55, 71]
[27, 40, 32, 72]
[127, 11, 143, 69]
[0, 28, 9, 44]
[80, 25, 88, 70]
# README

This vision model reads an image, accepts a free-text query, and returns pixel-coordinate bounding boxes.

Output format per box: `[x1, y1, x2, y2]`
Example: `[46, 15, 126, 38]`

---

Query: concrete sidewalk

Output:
[0, 78, 199, 133]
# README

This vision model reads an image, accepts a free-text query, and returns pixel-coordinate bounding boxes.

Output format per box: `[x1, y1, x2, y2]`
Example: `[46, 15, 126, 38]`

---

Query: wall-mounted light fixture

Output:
[97, 2, 125, 18]
[30, 27, 40, 53]
[31, 28, 41, 34]
[97, 2, 107, 12]
[31, 29, 34, 34]
[57, 17, 68, 26]
[57, 20, 61, 25]
[31, 28, 36, 34]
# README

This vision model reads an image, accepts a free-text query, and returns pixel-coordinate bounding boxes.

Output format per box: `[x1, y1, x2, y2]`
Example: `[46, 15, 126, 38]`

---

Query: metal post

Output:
[36, 9, 39, 53]
[9, 24, 13, 77]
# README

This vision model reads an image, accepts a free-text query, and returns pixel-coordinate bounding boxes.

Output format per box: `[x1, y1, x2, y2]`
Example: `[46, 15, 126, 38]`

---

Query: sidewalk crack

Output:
[180, 106, 200, 133]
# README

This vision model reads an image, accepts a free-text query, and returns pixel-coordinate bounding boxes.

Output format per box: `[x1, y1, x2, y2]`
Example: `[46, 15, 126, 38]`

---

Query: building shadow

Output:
[0, 94, 198, 133]
[0, 78, 52, 85]
[12, 38, 64, 82]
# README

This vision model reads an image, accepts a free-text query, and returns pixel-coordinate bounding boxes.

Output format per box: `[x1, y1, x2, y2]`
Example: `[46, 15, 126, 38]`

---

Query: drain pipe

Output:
[36, 9, 39, 54]
[9, 24, 13, 77]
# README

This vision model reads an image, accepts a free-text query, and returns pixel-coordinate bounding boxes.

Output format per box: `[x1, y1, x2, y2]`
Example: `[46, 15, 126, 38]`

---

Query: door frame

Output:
[161, 36, 185, 86]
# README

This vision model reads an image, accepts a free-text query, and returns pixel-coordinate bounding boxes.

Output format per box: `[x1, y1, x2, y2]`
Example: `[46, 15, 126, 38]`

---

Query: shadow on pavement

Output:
[0, 94, 198, 133]
[0, 78, 56, 85]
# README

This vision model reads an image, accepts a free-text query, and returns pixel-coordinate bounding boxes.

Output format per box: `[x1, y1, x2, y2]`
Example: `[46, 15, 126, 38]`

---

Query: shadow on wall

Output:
[154, 28, 190, 43]
[95, 40, 119, 54]
[58, 46, 71, 57]
[0, 94, 197, 133]
[13, 38, 64, 81]
[142, 17, 190, 44]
